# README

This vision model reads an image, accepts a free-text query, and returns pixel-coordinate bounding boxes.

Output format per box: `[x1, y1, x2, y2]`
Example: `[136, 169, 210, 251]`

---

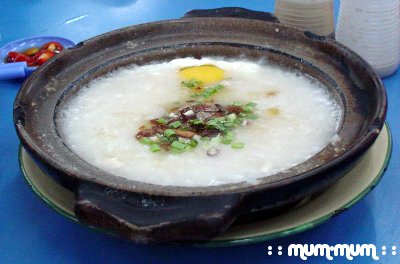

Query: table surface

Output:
[1, 1, 399, 263]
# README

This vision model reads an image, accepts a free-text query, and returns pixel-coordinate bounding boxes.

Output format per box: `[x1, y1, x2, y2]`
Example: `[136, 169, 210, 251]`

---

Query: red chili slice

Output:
[5, 51, 35, 66]
[41, 41, 64, 53]
[33, 51, 55, 65]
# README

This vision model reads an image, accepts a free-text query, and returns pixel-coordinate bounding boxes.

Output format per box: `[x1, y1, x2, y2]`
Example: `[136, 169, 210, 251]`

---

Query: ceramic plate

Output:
[19, 123, 392, 247]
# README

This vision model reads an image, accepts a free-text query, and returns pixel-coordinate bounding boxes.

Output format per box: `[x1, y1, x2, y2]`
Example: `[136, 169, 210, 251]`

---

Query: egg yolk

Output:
[179, 65, 225, 84]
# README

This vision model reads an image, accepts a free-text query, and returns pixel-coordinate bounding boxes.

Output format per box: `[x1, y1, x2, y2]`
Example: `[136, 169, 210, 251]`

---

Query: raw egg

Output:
[179, 64, 224, 84]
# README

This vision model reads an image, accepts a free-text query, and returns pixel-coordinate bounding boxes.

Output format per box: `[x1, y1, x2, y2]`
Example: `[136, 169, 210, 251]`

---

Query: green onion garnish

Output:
[242, 106, 254, 113]
[246, 102, 257, 107]
[223, 121, 234, 128]
[150, 144, 161, 152]
[164, 129, 176, 137]
[189, 139, 198, 147]
[222, 131, 234, 144]
[156, 117, 168, 125]
[190, 119, 203, 125]
[234, 117, 245, 125]
[207, 118, 226, 132]
[226, 113, 237, 122]
[139, 138, 153, 145]
[171, 141, 187, 151]
[169, 121, 182, 129]
[231, 142, 244, 149]
[192, 84, 225, 99]
[182, 79, 203, 88]
[157, 134, 171, 143]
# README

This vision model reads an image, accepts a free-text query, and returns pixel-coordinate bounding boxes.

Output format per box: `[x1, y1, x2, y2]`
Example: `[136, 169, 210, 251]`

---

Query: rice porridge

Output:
[58, 58, 340, 187]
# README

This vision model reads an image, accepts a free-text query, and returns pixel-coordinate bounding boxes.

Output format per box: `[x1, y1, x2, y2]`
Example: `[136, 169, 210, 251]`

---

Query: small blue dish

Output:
[0, 36, 75, 80]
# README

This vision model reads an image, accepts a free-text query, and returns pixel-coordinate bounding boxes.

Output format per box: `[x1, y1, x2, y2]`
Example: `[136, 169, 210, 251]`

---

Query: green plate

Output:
[19, 123, 392, 247]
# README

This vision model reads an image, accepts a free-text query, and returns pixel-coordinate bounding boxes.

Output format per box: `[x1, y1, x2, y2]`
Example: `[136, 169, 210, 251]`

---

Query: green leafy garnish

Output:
[171, 141, 187, 151]
[226, 113, 237, 122]
[192, 84, 225, 99]
[242, 102, 257, 113]
[242, 106, 253, 113]
[231, 142, 245, 149]
[139, 138, 153, 145]
[164, 129, 176, 138]
[207, 118, 226, 132]
[169, 121, 182, 129]
[159, 137, 171, 144]
[190, 119, 204, 125]
[150, 144, 161, 152]
[189, 139, 198, 147]
[182, 78, 203, 88]
[156, 117, 168, 125]
[222, 131, 234, 144]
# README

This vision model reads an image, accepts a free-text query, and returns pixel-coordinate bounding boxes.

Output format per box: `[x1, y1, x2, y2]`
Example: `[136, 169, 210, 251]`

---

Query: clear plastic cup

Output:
[374, 63, 400, 78]
[275, 0, 334, 36]
[276, 16, 333, 26]
[336, 0, 400, 77]
[336, 26, 400, 42]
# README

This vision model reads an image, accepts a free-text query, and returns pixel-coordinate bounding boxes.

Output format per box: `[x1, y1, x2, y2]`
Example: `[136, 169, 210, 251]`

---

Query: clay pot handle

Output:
[75, 181, 240, 243]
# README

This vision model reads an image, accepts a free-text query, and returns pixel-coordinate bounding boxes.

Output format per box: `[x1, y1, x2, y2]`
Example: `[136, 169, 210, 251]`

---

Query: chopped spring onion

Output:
[150, 144, 161, 152]
[192, 84, 224, 99]
[242, 106, 254, 113]
[158, 135, 171, 143]
[139, 137, 153, 145]
[190, 119, 204, 125]
[171, 141, 187, 151]
[226, 113, 237, 122]
[223, 121, 234, 128]
[156, 117, 168, 125]
[207, 118, 226, 132]
[164, 129, 176, 137]
[189, 139, 198, 147]
[231, 142, 244, 149]
[222, 131, 234, 144]
[169, 121, 182, 129]
[234, 117, 245, 125]
[242, 102, 257, 113]
[182, 79, 203, 88]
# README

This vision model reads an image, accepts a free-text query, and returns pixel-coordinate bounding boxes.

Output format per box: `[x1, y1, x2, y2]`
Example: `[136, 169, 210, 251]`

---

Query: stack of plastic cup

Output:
[336, 0, 400, 78]
[275, 0, 335, 37]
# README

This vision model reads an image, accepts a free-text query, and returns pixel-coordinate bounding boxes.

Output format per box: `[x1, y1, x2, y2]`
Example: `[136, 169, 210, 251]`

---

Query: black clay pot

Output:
[13, 8, 387, 243]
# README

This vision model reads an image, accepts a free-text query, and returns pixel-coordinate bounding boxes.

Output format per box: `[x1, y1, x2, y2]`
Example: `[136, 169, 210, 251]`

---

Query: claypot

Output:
[13, 8, 387, 243]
